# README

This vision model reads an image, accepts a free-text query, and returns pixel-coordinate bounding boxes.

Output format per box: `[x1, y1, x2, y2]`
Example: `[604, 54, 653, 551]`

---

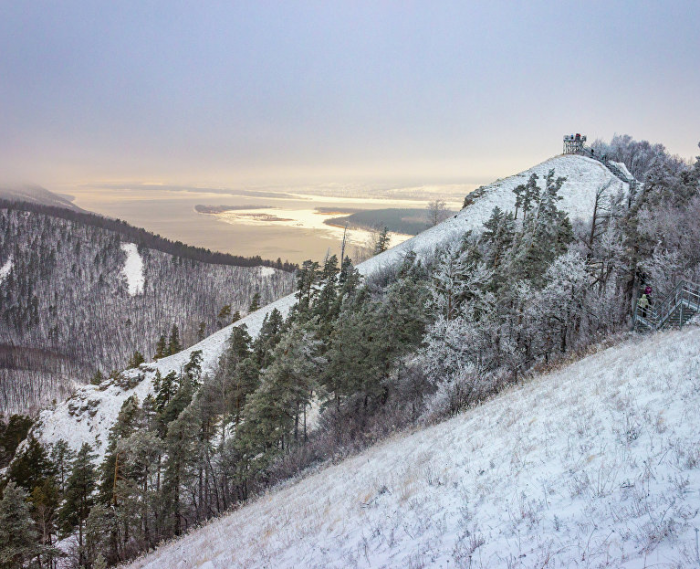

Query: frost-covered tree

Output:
[0, 481, 42, 569]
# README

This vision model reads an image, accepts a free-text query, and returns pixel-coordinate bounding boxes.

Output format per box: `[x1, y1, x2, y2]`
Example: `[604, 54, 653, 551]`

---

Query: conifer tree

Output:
[167, 324, 182, 355]
[0, 481, 41, 569]
[7, 436, 56, 494]
[59, 443, 97, 567]
[373, 227, 390, 255]
[154, 335, 167, 359]
[50, 439, 75, 498]
[248, 292, 261, 313]
[127, 350, 145, 369]
[31, 478, 60, 566]
[253, 308, 284, 368]
[99, 396, 141, 506]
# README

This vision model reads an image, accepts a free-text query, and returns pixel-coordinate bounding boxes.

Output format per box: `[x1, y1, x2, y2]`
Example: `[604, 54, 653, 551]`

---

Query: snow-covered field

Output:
[120, 243, 145, 296]
[32, 154, 628, 458]
[128, 327, 700, 569]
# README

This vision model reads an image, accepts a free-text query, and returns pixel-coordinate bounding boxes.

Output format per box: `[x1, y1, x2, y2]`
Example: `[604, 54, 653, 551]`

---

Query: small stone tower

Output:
[563, 133, 587, 154]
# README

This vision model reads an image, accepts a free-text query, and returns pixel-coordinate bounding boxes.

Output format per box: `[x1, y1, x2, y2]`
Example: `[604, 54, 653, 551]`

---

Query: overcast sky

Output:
[1, 1, 698, 190]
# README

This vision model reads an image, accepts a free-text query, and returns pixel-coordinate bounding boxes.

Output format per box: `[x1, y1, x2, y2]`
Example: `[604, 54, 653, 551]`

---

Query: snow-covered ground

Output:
[0, 254, 12, 284]
[32, 155, 627, 458]
[128, 327, 700, 569]
[610, 160, 635, 181]
[120, 243, 145, 295]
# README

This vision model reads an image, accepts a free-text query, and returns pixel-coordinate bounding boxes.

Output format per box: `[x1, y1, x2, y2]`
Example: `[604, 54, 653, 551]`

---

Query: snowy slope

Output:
[120, 243, 145, 296]
[128, 327, 700, 569]
[0, 255, 12, 284]
[32, 155, 626, 458]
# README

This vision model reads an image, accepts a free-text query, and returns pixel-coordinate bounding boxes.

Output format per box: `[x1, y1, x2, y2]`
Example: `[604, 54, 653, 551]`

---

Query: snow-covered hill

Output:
[128, 326, 700, 569]
[0, 208, 294, 414]
[32, 154, 628, 458]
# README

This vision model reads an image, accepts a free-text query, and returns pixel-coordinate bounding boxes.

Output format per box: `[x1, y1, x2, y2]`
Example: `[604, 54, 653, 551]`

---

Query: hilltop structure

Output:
[563, 133, 587, 154]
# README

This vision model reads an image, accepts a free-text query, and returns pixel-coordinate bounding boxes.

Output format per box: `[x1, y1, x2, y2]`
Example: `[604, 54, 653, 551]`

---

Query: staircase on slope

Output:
[633, 280, 700, 332]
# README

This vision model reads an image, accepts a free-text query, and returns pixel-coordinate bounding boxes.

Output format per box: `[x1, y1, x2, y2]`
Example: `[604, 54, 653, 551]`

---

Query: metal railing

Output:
[633, 280, 700, 331]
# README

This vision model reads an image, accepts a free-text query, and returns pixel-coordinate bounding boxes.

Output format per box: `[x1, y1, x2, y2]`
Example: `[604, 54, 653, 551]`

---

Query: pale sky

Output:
[1, 1, 698, 190]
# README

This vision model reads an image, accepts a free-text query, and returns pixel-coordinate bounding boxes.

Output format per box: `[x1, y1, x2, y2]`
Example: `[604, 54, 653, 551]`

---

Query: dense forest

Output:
[0, 208, 295, 415]
[0, 199, 298, 272]
[2, 136, 698, 568]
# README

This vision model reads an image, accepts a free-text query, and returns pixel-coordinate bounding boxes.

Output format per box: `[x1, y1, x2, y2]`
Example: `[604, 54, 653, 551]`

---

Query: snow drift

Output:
[32, 154, 628, 458]
[128, 326, 700, 568]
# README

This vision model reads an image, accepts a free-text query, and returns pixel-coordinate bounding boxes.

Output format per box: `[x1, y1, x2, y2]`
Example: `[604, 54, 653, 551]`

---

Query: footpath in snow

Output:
[129, 327, 700, 569]
[33, 154, 628, 458]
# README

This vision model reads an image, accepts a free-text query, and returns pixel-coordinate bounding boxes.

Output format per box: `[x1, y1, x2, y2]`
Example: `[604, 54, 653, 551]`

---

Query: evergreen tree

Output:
[161, 404, 200, 537]
[0, 482, 41, 569]
[253, 308, 285, 368]
[373, 227, 390, 255]
[0, 414, 32, 468]
[127, 350, 145, 369]
[183, 350, 204, 388]
[312, 254, 340, 328]
[197, 321, 207, 341]
[167, 324, 182, 355]
[31, 478, 60, 566]
[50, 439, 75, 498]
[153, 370, 178, 414]
[90, 370, 105, 385]
[294, 260, 320, 318]
[59, 443, 97, 567]
[99, 396, 141, 506]
[154, 335, 167, 359]
[217, 305, 231, 328]
[7, 436, 56, 494]
[237, 324, 324, 473]
[248, 292, 261, 313]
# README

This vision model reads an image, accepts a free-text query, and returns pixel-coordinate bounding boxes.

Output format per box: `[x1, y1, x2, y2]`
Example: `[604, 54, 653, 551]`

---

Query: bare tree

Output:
[427, 199, 449, 227]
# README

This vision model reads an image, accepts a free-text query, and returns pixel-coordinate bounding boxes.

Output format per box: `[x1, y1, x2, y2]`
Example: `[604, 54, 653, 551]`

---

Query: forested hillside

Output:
[0, 208, 295, 415]
[4, 137, 698, 569]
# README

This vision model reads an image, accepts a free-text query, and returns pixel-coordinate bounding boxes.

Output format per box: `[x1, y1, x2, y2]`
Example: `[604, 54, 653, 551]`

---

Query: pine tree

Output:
[294, 260, 319, 318]
[167, 324, 182, 355]
[0, 482, 41, 569]
[161, 404, 200, 537]
[7, 436, 56, 494]
[99, 396, 141, 506]
[59, 443, 97, 567]
[373, 227, 390, 255]
[50, 439, 75, 498]
[31, 478, 60, 566]
[183, 350, 204, 388]
[127, 350, 145, 369]
[253, 308, 284, 368]
[248, 292, 261, 313]
[236, 324, 324, 472]
[197, 321, 207, 341]
[217, 305, 231, 328]
[154, 335, 167, 359]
